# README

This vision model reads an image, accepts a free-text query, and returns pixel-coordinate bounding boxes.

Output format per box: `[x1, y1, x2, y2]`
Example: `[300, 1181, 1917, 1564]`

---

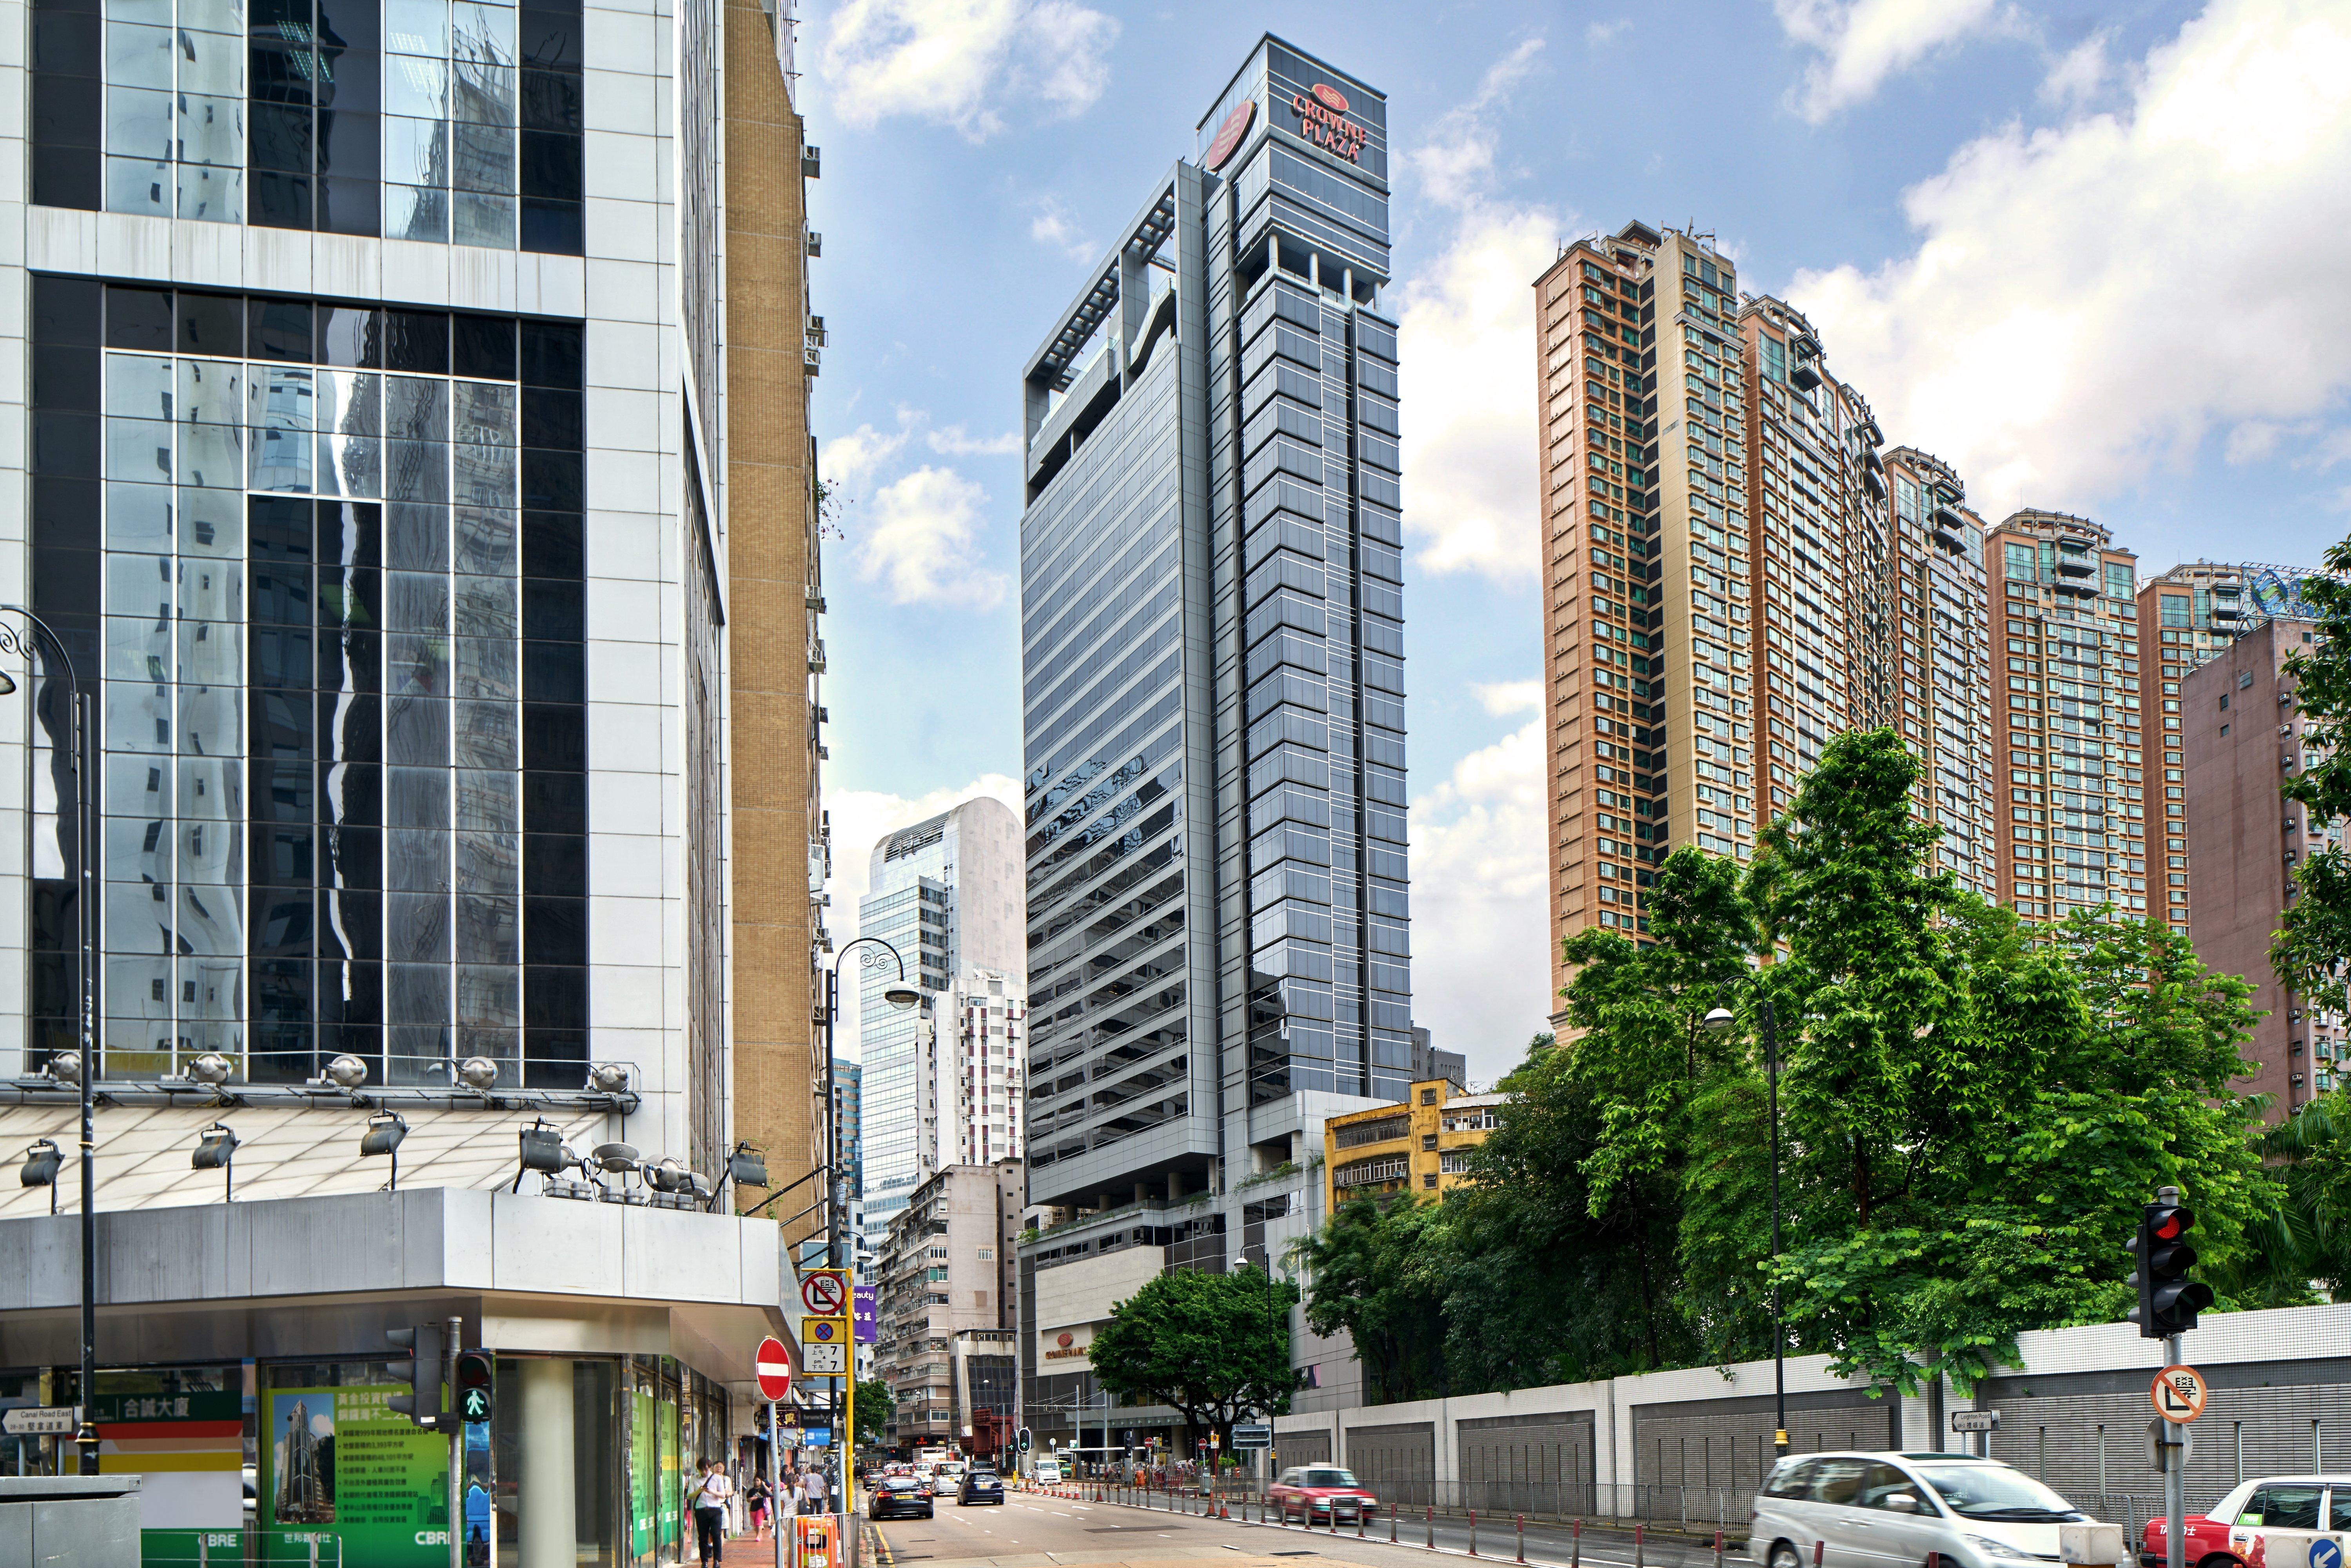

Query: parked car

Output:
[1269, 1465, 1378, 1525]
[871, 1475, 935, 1521]
[959, 1468, 1006, 1506]
[2140, 1475, 2351, 1568]
[1751, 1451, 2098, 1568]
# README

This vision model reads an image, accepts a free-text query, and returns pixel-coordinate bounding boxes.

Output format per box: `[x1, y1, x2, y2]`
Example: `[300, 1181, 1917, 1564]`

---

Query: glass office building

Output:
[1017, 34, 1411, 1218]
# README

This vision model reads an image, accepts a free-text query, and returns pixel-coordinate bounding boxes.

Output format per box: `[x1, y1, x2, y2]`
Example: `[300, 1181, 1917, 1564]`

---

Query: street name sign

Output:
[2, 1406, 78, 1436]
[1951, 1411, 2001, 1433]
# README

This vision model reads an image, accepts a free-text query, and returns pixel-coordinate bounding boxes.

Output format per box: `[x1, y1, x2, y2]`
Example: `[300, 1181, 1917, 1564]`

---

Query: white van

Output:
[1031, 1459, 1062, 1486]
[1751, 1451, 2101, 1568]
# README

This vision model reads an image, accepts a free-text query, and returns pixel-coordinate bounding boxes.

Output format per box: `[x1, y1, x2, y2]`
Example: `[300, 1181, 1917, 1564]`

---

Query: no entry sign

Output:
[756, 1336, 792, 1402]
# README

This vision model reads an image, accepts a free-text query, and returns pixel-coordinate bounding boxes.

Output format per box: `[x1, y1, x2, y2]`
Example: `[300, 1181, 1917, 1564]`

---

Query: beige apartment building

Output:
[1985, 512, 2147, 921]
[877, 1161, 1024, 1449]
[725, 1, 831, 1240]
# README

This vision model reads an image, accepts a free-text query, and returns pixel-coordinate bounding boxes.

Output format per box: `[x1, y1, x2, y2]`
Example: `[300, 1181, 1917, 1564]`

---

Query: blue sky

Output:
[794, 0, 2351, 1084]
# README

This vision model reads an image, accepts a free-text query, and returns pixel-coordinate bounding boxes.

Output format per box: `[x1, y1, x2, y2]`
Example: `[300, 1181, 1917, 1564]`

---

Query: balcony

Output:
[2055, 554, 2096, 578]
[1788, 360, 1821, 392]
[1930, 503, 1967, 552]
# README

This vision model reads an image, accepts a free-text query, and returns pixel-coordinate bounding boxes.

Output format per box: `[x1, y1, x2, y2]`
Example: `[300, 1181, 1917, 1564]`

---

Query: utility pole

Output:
[2162, 1329, 2185, 1568]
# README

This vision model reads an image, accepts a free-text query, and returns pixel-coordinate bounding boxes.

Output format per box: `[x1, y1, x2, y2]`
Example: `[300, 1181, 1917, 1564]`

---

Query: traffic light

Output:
[2126, 1198, 2214, 1338]
[1018, 1426, 1031, 1453]
[454, 1352, 494, 1424]
[387, 1324, 446, 1430]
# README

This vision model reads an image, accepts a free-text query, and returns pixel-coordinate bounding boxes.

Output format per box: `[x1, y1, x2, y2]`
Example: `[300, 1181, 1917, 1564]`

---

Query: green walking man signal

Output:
[455, 1352, 495, 1424]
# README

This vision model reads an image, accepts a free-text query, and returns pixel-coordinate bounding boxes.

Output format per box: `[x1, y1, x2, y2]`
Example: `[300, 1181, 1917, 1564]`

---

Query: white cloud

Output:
[1774, 0, 2017, 122]
[1585, 19, 1630, 46]
[821, 419, 912, 491]
[1408, 715, 1553, 1086]
[2039, 29, 2113, 107]
[1790, 0, 2351, 512]
[1474, 679, 1543, 716]
[1406, 37, 1545, 212]
[825, 773, 1026, 1060]
[1396, 205, 1562, 584]
[1394, 42, 1566, 587]
[854, 466, 1010, 608]
[928, 424, 1022, 457]
[817, 0, 1118, 141]
[1028, 197, 1096, 261]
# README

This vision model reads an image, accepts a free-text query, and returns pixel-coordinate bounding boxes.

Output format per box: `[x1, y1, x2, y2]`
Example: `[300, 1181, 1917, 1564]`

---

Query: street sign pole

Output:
[2164, 1332, 2185, 1568]
[774, 1399, 788, 1568]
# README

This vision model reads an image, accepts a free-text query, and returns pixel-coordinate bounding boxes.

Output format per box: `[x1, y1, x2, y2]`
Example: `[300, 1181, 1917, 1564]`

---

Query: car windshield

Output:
[1914, 1464, 2082, 1520]
[1305, 1469, 1360, 1488]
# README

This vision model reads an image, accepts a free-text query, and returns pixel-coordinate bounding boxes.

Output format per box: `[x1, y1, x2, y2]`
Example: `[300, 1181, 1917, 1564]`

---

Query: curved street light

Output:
[0, 606, 99, 1474]
[1703, 993, 1786, 1457]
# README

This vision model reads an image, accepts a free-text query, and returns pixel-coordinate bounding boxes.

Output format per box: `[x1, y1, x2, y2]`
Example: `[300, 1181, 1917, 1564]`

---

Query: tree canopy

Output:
[1088, 1263, 1300, 1446]
[1299, 727, 2289, 1405]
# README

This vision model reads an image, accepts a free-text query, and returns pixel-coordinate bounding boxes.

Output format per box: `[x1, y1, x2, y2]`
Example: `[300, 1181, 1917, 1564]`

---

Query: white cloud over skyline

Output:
[818, 0, 1118, 140]
[854, 466, 1009, 608]
[1774, 0, 2019, 121]
[1790, 0, 2351, 518]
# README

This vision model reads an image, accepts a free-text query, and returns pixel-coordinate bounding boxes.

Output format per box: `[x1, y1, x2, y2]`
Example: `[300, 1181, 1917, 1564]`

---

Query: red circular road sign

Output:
[755, 1336, 792, 1402]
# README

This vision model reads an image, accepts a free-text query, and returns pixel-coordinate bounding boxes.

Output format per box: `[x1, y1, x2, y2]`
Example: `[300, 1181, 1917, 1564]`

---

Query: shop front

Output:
[0, 1185, 786, 1566]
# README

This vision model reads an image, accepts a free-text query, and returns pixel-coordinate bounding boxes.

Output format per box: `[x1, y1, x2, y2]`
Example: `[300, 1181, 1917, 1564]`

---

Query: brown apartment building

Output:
[1984, 512, 2146, 922]
[2135, 564, 2251, 940]
[1535, 223, 2000, 1014]
[2181, 616, 2344, 1113]
[725, 1, 831, 1237]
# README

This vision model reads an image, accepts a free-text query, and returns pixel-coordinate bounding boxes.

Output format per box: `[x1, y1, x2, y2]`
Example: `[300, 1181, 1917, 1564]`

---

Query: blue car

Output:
[958, 1469, 1005, 1505]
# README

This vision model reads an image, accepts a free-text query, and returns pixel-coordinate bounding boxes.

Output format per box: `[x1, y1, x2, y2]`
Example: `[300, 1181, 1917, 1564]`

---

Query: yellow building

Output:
[1323, 1080, 1503, 1211]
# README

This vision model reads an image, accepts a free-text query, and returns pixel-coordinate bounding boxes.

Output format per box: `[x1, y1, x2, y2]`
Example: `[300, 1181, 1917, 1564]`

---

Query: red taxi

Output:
[1269, 1464, 1378, 1525]
[2140, 1476, 2350, 1568]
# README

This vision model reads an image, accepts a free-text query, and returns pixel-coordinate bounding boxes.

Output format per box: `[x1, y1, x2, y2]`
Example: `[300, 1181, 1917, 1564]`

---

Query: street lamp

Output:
[0, 606, 99, 1475]
[1704, 995, 1786, 1457]
[818, 936, 921, 1502]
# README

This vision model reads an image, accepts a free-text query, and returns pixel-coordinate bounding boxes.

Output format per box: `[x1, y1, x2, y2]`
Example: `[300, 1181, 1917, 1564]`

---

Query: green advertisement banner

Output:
[630, 1387, 655, 1563]
[658, 1396, 680, 1556]
[258, 1384, 453, 1566]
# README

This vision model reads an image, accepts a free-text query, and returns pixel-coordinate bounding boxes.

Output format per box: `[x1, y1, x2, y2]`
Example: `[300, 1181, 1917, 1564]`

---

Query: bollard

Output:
[1573, 1518, 1583, 1568]
[1814, 1543, 1825, 1568]
[1360, 1503, 1367, 1539]
[1636, 1523, 1645, 1568]
[1393, 1502, 1401, 1544]
[1518, 1514, 1527, 1563]
[1428, 1504, 1436, 1550]
[1471, 1510, 1480, 1557]
[1716, 1528, 1725, 1568]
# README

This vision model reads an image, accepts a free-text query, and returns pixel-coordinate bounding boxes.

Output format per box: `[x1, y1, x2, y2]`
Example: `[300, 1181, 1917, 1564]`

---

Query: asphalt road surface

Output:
[867, 1489, 1748, 1568]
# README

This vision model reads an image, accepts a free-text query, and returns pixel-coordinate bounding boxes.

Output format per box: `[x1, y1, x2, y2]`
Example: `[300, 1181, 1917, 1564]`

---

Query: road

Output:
[865, 1489, 1750, 1568]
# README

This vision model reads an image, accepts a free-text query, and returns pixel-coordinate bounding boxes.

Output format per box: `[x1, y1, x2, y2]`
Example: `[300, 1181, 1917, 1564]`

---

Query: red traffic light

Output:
[2150, 1207, 2192, 1242]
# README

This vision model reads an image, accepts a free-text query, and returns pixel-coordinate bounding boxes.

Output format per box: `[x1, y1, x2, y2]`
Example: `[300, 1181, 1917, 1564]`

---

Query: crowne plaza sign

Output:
[1290, 82, 1369, 162]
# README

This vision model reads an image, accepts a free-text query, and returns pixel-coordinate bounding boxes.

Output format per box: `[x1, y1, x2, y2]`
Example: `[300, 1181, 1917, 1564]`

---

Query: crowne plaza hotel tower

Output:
[1018, 36, 1413, 1432]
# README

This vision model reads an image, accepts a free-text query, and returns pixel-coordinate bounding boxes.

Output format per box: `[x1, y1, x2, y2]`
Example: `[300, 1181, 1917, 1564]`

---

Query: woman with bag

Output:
[748, 1471, 775, 1541]
[688, 1457, 733, 1567]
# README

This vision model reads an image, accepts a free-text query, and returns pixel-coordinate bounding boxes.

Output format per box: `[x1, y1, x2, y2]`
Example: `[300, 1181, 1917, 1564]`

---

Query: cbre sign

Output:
[1290, 82, 1368, 163]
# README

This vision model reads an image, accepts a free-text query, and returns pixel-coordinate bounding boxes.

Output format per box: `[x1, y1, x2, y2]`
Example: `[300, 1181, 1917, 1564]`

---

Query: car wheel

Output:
[1769, 1543, 1801, 1568]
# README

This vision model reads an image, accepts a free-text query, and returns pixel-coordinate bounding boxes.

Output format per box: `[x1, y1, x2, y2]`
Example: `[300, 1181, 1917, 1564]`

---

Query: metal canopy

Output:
[1029, 183, 1178, 392]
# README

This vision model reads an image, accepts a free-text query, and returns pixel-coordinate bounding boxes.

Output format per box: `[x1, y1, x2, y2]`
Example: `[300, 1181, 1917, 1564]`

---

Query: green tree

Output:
[853, 1377, 894, 1446]
[1295, 1194, 1451, 1403]
[1743, 731, 2274, 1391]
[2272, 539, 2351, 1010]
[1088, 1264, 1299, 1448]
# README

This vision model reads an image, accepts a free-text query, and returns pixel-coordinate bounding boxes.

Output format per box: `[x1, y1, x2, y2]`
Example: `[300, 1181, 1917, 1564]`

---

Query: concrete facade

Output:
[1321, 1077, 1497, 1210]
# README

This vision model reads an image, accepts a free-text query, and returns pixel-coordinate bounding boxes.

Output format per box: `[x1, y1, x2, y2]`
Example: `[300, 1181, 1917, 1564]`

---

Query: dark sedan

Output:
[871, 1475, 935, 1520]
[958, 1469, 1005, 1505]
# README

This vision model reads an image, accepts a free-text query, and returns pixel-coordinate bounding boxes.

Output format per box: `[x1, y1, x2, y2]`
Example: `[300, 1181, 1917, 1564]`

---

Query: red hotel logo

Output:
[1204, 98, 1254, 171]
[1292, 83, 1368, 162]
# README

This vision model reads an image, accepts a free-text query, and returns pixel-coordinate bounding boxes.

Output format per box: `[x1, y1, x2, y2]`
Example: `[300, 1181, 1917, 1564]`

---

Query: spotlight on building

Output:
[882, 980, 924, 1010]
[323, 1054, 370, 1090]
[192, 1121, 239, 1200]
[20, 1138, 61, 1215]
[587, 1062, 631, 1094]
[645, 1157, 690, 1194]
[457, 1056, 500, 1091]
[590, 1142, 641, 1173]
[728, 1142, 768, 1187]
[187, 1053, 232, 1087]
[361, 1111, 408, 1191]
[45, 1050, 81, 1086]
[510, 1118, 569, 1192]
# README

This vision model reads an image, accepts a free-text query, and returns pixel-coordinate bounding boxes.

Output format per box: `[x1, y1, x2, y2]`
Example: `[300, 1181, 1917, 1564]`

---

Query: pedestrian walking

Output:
[802, 1462, 828, 1514]
[748, 1472, 775, 1540]
[688, 1458, 732, 1568]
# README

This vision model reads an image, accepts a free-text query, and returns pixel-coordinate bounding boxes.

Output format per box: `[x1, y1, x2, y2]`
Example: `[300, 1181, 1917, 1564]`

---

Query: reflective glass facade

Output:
[28, 276, 587, 1085]
[1019, 36, 1409, 1212]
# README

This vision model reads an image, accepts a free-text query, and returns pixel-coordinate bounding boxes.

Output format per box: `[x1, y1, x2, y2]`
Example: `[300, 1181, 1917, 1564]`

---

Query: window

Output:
[2004, 542, 2037, 581]
[1422, 1172, 1438, 1188]
[1420, 1088, 1438, 1105]
[2239, 670, 2255, 689]
[2239, 1486, 2322, 1530]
